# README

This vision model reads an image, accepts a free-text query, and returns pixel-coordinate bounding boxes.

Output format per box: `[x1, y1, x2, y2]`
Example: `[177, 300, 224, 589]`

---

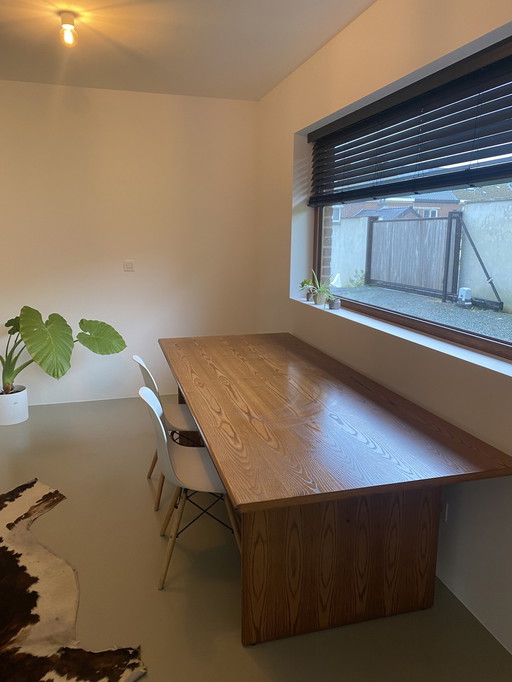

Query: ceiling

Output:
[0, 0, 375, 101]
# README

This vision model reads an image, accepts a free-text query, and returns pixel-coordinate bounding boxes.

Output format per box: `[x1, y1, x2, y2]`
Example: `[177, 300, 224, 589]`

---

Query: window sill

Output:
[292, 297, 512, 379]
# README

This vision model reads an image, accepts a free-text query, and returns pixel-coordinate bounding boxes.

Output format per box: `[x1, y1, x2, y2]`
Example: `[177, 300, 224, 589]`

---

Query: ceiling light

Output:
[59, 12, 78, 48]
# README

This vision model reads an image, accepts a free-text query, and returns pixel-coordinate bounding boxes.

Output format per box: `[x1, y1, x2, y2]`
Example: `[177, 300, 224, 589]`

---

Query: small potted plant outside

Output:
[327, 292, 341, 310]
[312, 271, 331, 306]
[299, 278, 315, 301]
[0, 306, 126, 425]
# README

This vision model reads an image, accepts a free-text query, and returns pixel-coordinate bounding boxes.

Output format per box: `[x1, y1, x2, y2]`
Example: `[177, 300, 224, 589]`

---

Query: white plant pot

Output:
[0, 386, 29, 425]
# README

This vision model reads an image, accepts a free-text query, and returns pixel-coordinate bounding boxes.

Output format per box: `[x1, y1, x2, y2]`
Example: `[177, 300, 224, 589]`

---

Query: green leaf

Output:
[5, 316, 20, 335]
[19, 306, 74, 379]
[77, 319, 126, 355]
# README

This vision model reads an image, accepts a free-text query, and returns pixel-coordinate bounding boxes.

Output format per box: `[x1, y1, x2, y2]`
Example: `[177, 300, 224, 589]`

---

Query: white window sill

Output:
[292, 297, 512, 379]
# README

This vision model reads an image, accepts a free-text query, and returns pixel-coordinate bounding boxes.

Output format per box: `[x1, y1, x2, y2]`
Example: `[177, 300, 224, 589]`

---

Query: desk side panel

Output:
[241, 487, 441, 644]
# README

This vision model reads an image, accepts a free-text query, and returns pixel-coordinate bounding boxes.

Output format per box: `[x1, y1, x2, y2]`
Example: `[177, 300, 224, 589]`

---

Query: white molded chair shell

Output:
[139, 387, 225, 495]
[139, 386, 240, 589]
[133, 355, 198, 433]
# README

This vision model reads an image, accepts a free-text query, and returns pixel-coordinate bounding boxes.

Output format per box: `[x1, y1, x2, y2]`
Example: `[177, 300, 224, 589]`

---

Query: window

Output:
[418, 207, 439, 218]
[308, 37, 512, 361]
[331, 206, 342, 223]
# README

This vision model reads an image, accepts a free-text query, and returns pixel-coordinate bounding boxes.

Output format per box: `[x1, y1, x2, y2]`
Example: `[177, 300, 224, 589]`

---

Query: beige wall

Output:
[1, 80, 257, 404]
[256, 0, 512, 652]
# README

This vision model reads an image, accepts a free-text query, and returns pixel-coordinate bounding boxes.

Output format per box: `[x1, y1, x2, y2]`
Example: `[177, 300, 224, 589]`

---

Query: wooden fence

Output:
[366, 215, 460, 298]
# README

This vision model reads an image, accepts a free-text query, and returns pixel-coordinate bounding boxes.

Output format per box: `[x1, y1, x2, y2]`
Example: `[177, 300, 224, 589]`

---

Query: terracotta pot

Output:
[0, 385, 29, 425]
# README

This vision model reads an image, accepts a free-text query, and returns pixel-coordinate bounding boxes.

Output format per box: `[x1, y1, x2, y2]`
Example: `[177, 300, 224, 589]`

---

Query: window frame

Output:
[314, 206, 512, 362]
[308, 35, 512, 363]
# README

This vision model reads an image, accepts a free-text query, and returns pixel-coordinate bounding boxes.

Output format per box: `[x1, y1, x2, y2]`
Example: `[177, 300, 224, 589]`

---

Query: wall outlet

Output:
[123, 260, 135, 272]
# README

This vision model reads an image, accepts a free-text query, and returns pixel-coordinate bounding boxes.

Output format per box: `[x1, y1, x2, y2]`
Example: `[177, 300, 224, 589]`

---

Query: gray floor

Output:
[2, 397, 512, 682]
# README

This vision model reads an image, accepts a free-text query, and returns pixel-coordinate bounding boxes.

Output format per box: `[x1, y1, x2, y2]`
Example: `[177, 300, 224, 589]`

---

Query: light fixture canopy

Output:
[59, 11, 78, 48]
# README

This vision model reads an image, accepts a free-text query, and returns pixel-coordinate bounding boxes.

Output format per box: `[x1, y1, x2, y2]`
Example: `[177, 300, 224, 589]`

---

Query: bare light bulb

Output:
[59, 12, 78, 48]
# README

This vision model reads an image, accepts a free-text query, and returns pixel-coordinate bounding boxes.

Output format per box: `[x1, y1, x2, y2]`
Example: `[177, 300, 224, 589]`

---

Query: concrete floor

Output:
[2, 396, 512, 682]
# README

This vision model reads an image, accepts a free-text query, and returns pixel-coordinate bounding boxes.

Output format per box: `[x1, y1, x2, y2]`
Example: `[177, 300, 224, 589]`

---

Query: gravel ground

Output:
[332, 286, 512, 342]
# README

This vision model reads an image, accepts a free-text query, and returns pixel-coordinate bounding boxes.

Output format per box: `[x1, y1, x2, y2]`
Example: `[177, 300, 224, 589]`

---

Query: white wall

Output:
[256, 0, 512, 652]
[1, 81, 257, 404]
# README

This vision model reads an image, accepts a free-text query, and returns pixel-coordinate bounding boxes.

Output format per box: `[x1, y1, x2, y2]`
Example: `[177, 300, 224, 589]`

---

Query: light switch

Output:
[123, 260, 135, 272]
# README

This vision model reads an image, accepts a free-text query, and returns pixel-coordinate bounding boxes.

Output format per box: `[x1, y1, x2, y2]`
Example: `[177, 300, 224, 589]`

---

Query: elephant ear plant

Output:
[1, 306, 126, 395]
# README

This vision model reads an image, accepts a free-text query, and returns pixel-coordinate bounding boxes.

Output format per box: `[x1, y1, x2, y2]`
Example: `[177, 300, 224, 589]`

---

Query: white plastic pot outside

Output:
[0, 386, 29, 425]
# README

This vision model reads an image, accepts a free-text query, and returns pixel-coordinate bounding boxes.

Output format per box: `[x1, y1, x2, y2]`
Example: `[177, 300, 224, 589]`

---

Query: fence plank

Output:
[369, 218, 449, 293]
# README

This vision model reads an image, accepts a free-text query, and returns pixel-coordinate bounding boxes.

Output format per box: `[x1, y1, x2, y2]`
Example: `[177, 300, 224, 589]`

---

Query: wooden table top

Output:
[159, 333, 512, 512]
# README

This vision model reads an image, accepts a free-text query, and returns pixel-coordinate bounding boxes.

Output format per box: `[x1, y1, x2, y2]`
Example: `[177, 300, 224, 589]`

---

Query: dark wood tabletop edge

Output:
[233, 465, 512, 513]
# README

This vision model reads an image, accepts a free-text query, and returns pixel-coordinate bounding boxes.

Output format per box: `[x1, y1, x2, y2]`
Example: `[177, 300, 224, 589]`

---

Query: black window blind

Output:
[308, 37, 512, 207]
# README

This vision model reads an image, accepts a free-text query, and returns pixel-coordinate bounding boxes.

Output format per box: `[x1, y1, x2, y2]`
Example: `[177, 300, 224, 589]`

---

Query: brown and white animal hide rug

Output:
[0, 479, 146, 681]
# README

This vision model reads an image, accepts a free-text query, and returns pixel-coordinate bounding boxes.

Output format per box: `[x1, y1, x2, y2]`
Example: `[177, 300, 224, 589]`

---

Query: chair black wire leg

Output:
[177, 493, 232, 536]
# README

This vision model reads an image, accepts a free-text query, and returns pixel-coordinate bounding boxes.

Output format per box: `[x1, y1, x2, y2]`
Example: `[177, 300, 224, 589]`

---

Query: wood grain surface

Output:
[159, 333, 512, 512]
[241, 487, 441, 644]
[159, 333, 512, 643]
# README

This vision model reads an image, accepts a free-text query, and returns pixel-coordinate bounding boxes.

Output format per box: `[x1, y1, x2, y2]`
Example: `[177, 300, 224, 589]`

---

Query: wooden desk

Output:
[159, 333, 512, 644]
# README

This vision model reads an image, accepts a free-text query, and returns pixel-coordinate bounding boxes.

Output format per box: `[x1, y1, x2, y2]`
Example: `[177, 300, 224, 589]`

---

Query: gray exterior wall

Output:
[460, 201, 512, 312]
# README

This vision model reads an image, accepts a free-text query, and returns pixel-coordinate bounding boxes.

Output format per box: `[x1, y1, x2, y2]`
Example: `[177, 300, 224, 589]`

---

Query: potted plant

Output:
[0, 306, 126, 425]
[299, 278, 315, 301]
[327, 292, 341, 310]
[312, 271, 331, 306]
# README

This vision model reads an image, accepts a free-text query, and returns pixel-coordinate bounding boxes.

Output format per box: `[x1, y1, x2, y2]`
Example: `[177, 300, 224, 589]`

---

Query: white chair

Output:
[133, 354, 201, 510]
[139, 386, 240, 589]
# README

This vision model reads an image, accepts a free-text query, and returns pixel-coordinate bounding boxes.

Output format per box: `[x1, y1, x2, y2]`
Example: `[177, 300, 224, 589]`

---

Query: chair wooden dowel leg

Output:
[158, 490, 187, 590]
[154, 472, 165, 511]
[147, 450, 158, 478]
[224, 495, 241, 552]
[160, 487, 182, 536]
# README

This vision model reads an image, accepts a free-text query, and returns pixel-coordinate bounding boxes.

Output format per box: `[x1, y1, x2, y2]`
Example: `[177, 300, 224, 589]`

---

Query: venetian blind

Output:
[308, 37, 512, 207]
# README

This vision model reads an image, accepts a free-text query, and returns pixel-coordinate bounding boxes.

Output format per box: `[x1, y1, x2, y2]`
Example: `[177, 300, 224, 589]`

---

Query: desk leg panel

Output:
[241, 487, 441, 644]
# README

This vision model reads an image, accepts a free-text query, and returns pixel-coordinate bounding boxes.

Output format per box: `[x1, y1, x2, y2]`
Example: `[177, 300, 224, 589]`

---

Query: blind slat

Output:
[312, 98, 512, 168]
[312, 115, 512, 184]
[309, 162, 512, 207]
[312, 134, 512, 191]
[309, 43, 512, 205]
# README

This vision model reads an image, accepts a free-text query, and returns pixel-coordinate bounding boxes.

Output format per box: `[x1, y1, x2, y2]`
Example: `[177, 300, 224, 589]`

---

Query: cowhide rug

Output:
[0, 479, 146, 682]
